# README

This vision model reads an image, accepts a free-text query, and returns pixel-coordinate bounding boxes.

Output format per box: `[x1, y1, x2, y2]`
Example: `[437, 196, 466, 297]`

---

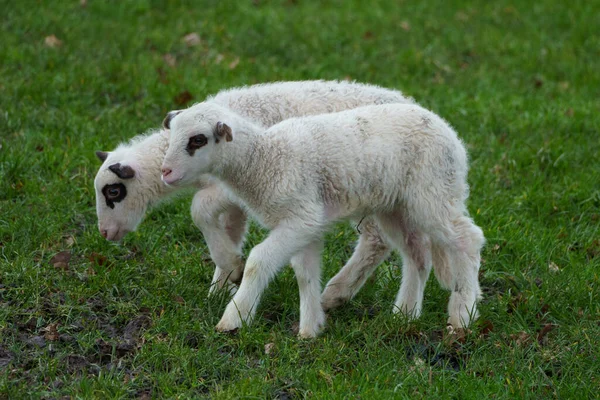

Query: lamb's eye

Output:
[190, 134, 208, 147]
[107, 187, 120, 199]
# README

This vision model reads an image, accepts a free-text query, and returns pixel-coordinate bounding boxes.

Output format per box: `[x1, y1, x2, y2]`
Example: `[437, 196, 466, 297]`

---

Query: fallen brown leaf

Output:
[174, 90, 193, 106]
[548, 262, 560, 273]
[510, 331, 530, 346]
[264, 342, 275, 355]
[400, 21, 411, 31]
[228, 57, 240, 70]
[163, 53, 176, 68]
[50, 251, 71, 270]
[172, 295, 185, 305]
[537, 323, 557, 345]
[182, 33, 201, 47]
[64, 235, 75, 247]
[44, 323, 60, 342]
[44, 35, 63, 48]
[479, 320, 494, 338]
[88, 252, 107, 266]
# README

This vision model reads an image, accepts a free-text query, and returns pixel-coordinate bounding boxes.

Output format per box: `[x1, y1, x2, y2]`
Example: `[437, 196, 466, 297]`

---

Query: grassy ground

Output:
[1, 0, 599, 398]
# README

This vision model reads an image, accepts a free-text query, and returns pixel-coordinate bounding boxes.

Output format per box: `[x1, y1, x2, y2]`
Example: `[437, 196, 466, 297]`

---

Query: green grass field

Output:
[1, 0, 599, 398]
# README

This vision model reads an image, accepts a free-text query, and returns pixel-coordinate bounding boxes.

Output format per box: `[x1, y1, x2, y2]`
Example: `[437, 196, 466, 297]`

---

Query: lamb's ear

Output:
[216, 122, 233, 142]
[108, 163, 135, 179]
[163, 110, 183, 129]
[96, 151, 109, 162]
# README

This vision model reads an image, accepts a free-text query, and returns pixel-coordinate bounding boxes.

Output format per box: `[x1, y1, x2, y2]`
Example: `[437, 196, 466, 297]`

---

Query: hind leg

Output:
[321, 218, 391, 311]
[374, 212, 432, 319]
[429, 215, 485, 329]
[191, 186, 246, 295]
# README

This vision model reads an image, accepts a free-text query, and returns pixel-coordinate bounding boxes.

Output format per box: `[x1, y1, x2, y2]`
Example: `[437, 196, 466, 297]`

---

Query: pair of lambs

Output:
[94, 80, 484, 338]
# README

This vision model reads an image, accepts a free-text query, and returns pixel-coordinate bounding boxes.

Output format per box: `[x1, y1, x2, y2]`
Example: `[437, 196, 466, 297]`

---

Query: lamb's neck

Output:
[211, 128, 270, 206]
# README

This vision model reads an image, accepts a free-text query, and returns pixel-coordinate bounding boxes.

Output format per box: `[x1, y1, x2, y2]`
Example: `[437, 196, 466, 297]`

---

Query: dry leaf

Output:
[50, 251, 71, 270]
[173, 295, 185, 305]
[163, 53, 176, 68]
[511, 331, 530, 346]
[44, 35, 63, 48]
[88, 252, 107, 266]
[182, 33, 201, 47]
[264, 342, 275, 355]
[455, 11, 469, 21]
[537, 323, 557, 344]
[64, 235, 75, 247]
[174, 90, 193, 106]
[214, 54, 225, 64]
[363, 31, 374, 40]
[228, 57, 240, 70]
[548, 262, 560, 273]
[479, 320, 494, 338]
[400, 21, 411, 31]
[80, 0, 87, 6]
[44, 323, 60, 341]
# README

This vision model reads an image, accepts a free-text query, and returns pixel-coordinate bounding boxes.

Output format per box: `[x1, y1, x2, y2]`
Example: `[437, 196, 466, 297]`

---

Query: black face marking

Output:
[186, 134, 208, 156]
[101, 183, 127, 209]
[108, 163, 135, 179]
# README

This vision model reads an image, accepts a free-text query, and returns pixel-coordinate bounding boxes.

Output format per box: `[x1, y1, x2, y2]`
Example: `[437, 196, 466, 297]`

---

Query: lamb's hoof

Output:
[297, 314, 326, 339]
[216, 316, 242, 333]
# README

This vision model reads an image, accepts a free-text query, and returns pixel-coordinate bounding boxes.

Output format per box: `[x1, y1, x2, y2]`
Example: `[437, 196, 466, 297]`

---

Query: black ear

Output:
[108, 163, 135, 179]
[96, 151, 109, 162]
[216, 122, 233, 142]
[163, 110, 183, 129]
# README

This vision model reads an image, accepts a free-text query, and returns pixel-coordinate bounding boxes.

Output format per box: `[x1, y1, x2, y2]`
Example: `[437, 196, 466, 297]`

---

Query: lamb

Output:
[161, 102, 485, 338]
[93, 80, 413, 296]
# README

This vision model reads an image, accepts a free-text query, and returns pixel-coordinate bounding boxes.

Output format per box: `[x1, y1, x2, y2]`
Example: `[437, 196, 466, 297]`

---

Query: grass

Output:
[1, 0, 599, 398]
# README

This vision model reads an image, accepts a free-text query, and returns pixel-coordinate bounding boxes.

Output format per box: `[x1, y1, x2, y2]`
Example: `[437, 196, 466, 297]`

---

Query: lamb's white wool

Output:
[94, 80, 413, 298]
[162, 102, 485, 337]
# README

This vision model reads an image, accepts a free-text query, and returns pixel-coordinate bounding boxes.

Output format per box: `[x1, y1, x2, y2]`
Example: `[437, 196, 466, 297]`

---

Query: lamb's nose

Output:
[101, 229, 108, 238]
[162, 167, 172, 177]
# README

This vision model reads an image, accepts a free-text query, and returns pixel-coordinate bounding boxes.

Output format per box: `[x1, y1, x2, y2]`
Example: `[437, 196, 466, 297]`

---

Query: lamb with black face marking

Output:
[162, 102, 485, 338]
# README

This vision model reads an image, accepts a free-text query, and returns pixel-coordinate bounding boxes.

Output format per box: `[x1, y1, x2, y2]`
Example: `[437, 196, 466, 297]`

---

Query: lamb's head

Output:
[161, 104, 233, 187]
[93, 148, 151, 241]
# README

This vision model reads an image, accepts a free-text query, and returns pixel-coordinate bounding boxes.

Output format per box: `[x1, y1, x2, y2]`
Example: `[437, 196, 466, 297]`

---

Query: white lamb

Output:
[93, 80, 413, 298]
[161, 102, 485, 338]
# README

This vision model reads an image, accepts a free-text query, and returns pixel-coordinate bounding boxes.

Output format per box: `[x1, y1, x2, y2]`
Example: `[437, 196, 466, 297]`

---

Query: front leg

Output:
[216, 221, 322, 333]
[290, 240, 326, 338]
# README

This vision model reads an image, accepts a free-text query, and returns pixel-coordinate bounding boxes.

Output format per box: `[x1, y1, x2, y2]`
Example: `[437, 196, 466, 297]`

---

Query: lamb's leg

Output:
[431, 215, 485, 329]
[321, 218, 391, 311]
[191, 187, 246, 295]
[216, 222, 321, 333]
[374, 213, 432, 319]
[290, 241, 326, 338]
